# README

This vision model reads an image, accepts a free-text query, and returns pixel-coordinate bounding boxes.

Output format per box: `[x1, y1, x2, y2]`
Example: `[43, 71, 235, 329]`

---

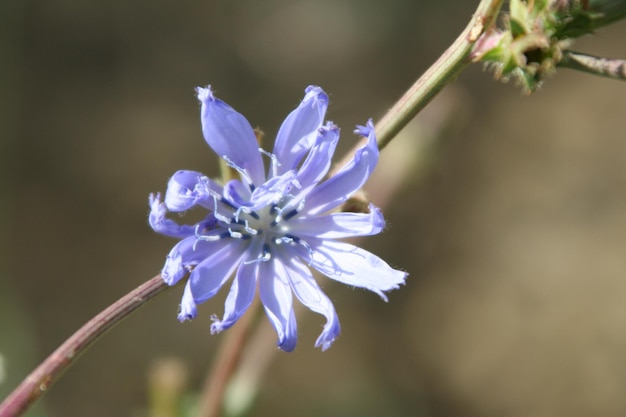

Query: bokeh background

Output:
[2, 1, 626, 416]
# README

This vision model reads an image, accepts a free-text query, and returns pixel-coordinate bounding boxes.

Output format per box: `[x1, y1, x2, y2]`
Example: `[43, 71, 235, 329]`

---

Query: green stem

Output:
[333, 0, 504, 175]
[0, 275, 175, 417]
[377, 0, 503, 149]
[0, 2, 508, 416]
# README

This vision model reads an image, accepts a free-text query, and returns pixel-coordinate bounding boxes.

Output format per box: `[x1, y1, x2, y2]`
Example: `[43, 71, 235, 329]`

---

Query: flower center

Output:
[194, 192, 309, 262]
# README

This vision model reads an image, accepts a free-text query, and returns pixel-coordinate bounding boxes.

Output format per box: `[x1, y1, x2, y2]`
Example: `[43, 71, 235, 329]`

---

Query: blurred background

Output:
[2, 1, 626, 416]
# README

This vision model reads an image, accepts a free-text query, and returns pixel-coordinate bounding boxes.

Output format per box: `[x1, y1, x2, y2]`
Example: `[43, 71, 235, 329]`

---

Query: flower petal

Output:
[210, 242, 262, 333]
[148, 193, 196, 238]
[259, 260, 298, 352]
[164, 170, 221, 212]
[304, 120, 379, 215]
[196, 86, 265, 185]
[247, 170, 300, 210]
[289, 204, 385, 239]
[222, 179, 252, 207]
[161, 236, 221, 285]
[187, 238, 248, 304]
[178, 281, 198, 321]
[306, 239, 407, 301]
[281, 254, 340, 351]
[273, 85, 329, 173]
[296, 122, 340, 192]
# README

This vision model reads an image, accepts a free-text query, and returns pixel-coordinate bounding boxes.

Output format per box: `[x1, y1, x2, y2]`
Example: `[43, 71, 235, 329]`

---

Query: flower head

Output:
[149, 85, 406, 351]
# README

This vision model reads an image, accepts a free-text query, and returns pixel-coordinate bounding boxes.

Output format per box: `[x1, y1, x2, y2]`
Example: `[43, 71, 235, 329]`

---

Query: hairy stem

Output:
[0, 275, 174, 417]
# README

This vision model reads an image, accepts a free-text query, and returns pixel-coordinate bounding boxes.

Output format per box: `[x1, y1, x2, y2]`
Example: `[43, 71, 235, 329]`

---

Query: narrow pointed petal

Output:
[296, 122, 340, 191]
[273, 86, 329, 173]
[148, 193, 196, 238]
[178, 281, 198, 321]
[187, 239, 248, 304]
[307, 239, 407, 301]
[161, 236, 225, 285]
[211, 244, 261, 333]
[283, 256, 340, 351]
[164, 170, 222, 212]
[304, 120, 379, 215]
[196, 86, 265, 185]
[259, 260, 298, 351]
[289, 204, 385, 239]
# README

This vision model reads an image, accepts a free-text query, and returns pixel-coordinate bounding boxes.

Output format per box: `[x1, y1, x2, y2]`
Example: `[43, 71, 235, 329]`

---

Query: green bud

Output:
[471, 0, 624, 92]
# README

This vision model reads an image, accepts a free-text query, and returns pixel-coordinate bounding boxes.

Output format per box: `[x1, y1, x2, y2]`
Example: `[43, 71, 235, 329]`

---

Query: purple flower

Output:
[149, 85, 406, 351]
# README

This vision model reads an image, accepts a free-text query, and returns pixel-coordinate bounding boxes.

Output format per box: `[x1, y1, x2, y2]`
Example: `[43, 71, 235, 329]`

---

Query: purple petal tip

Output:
[195, 85, 215, 102]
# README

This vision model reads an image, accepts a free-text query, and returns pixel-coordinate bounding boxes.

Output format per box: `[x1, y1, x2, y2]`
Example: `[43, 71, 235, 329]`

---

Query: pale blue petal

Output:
[289, 204, 385, 239]
[196, 86, 265, 185]
[187, 238, 248, 304]
[178, 281, 198, 321]
[259, 260, 298, 352]
[273, 85, 329, 173]
[162, 235, 232, 286]
[296, 122, 340, 192]
[148, 193, 196, 238]
[282, 255, 340, 351]
[304, 120, 378, 215]
[247, 170, 300, 210]
[164, 170, 221, 212]
[211, 242, 262, 333]
[306, 239, 407, 301]
[222, 179, 252, 207]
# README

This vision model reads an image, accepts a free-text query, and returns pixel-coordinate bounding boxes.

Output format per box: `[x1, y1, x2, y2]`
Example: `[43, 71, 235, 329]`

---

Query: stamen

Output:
[274, 236, 294, 245]
[261, 244, 272, 261]
[282, 209, 298, 221]
[193, 226, 229, 250]
[242, 220, 258, 235]
[259, 148, 282, 178]
[199, 176, 222, 199]
[234, 206, 251, 222]
[222, 155, 253, 185]
[284, 234, 314, 259]
[243, 244, 272, 264]
[212, 195, 232, 224]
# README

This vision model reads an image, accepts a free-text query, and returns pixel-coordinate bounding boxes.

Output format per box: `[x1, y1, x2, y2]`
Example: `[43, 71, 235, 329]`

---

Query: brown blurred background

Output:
[2, 1, 626, 416]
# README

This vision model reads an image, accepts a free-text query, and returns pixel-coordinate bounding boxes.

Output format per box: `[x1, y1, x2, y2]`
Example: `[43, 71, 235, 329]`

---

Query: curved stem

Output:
[0, 3, 507, 417]
[333, 0, 504, 173]
[0, 275, 175, 417]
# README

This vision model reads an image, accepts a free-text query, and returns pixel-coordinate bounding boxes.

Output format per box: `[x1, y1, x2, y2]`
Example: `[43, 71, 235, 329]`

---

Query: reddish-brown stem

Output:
[0, 275, 174, 417]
